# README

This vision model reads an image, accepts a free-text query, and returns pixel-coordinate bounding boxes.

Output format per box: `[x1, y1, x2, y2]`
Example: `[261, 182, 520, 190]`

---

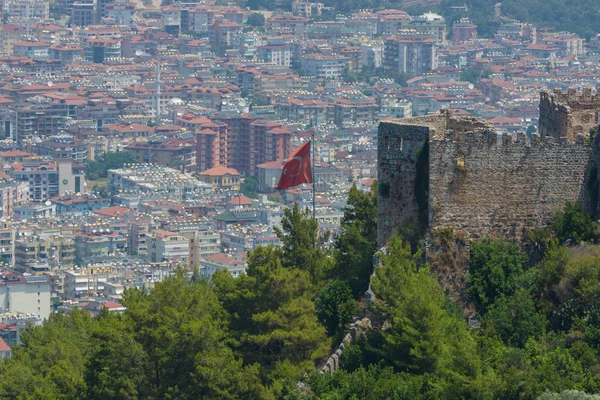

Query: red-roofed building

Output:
[209, 20, 242, 48]
[201, 252, 245, 279]
[0, 337, 11, 358]
[124, 136, 196, 171]
[226, 195, 252, 209]
[0, 24, 27, 56]
[197, 166, 240, 190]
[93, 205, 133, 218]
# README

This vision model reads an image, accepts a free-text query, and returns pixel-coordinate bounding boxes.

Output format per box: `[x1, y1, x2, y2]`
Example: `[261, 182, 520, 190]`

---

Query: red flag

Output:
[275, 141, 312, 190]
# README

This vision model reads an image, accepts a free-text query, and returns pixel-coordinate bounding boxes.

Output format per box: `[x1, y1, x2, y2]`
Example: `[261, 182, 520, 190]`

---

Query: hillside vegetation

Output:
[440, 0, 599, 39]
[4, 192, 600, 398]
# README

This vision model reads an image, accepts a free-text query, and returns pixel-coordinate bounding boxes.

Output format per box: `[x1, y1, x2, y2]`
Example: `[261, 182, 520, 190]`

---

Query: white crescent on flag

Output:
[283, 156, 303, 177]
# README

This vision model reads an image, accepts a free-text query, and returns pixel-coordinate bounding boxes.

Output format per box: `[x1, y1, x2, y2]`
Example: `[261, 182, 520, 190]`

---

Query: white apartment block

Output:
[0, 273, 51, 320]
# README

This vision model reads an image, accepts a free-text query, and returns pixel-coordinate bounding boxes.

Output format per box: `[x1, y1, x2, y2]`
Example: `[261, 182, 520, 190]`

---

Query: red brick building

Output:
[189, 112, 291, 176]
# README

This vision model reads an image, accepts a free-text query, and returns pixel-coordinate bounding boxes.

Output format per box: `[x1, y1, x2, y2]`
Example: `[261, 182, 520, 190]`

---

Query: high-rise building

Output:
[384, 36, 437, 79]
[452, 18, 477, 43]
[15, 101, 70, 144]
[71, 0, 94, 27]
[3, 0, 49, 20]
[221, 115, 290, 177]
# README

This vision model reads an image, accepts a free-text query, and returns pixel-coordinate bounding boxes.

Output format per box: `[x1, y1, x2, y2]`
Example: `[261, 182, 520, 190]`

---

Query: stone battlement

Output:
[539, 86, 600, 143]
[541, 86, 600, 108]
[388, 109, 494, 140]
[377, 109, 600, 247]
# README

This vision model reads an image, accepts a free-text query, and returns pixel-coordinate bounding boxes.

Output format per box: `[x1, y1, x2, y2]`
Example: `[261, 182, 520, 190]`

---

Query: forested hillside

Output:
[3, 188, 600, 398]
[250, 0, 600, 40]
[440, 0, 599, 39]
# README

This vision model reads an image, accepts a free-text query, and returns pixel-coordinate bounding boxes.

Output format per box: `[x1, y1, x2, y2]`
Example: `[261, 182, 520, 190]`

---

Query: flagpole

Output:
[312, 132, 316, 221]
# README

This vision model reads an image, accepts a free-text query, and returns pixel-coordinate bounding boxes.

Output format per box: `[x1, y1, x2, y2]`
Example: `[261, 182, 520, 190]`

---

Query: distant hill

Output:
[303, 0, 596, 40]
[439, 0, 598, 39]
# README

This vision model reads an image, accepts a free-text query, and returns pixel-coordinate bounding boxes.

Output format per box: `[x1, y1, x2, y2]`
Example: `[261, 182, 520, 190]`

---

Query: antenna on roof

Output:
[47, 81, 54, 87]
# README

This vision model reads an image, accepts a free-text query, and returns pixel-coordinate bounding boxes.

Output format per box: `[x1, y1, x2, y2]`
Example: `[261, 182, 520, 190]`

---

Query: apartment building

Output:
[63, 265, 111, 299]
[148, 230, 190, 265]
[0, 272, 51, 320]
[209, 20, 242, 48]
[74, 229, 127, 264]
[124, 136, 196, 171]
[84, 38, 121, 63]
[0, 179, 28, 219]
[333, 95, 378, 126]
[188, 6, 244, 35]
[301, 53, 347, 80]
[105, 1, 136, 25]
[200, 253, 245, 279]
[11, 161, 85, 202]
[215, 114, 291, 177]
[383, 36, 437, 79]
[258, 43, 292, 67]
[14, 235, 75, 273]
[3, 0, 49, 20]
[15, 101, 70, 143]
[0, 24, 27, 56]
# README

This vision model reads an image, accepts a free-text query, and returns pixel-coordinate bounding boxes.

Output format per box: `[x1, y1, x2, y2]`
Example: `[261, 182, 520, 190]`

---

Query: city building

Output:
[452, 18, 477, 43]
[380, 97, 412, 118]
[74, 229, 127, 263]
[13, 202, 56, 221]
[124, 135, 196, 171]
[301, 54, 348, 80]
[0, 24, 27, 56]
[14, 235, 76, 272]
[108, 165, 211, 200]
[0, 271, 51, 320]
[11, 161, 85, 202]
[3, 0, 49, 20]
[71, 0, 95, 27]
[26, 136, 87, 162]
[200, 253, 245, 279]
[258, 42, 292, 67]
[209, 20, 242, 48]
[105, 1, 136, 25]
[0, 337, 11, 358]
[84, 39, 121, 63]
[0, 178, 29, 219]
[383, 36, 437, 79]
[63, 265, 112, 299]
[197, 166, 241, 190]
[148, 230, 190, 264]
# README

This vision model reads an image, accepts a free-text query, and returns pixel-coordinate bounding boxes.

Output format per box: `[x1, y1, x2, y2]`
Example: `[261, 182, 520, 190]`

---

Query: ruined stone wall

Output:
[378, 113, 600, 247]
[539, 87, 600, 142]
[377, 121, 430, 247]
[377, 111, 495, 247]
[429, 131, 597, 242]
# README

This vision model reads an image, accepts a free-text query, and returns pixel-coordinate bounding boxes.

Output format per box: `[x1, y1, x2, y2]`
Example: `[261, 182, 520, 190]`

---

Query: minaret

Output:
[155, 63, 160, 125]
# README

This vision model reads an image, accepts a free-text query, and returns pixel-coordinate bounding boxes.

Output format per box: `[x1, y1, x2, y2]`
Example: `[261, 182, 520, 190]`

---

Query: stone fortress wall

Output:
[377, 90, 600, 247]
[539, 87, 600, 142]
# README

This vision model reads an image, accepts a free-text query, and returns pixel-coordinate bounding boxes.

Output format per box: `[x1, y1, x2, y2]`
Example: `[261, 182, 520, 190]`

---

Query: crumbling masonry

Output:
[377, 90, 600, 247]
[539, 87, 600, 143]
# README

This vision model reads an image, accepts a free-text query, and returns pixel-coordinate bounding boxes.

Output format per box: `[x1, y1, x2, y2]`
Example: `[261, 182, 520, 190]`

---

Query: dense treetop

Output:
[3, 189, 600, 398]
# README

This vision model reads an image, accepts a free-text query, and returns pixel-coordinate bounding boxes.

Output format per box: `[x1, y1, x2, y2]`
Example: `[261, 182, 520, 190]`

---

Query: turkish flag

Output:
[275, 141, 312, 190]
